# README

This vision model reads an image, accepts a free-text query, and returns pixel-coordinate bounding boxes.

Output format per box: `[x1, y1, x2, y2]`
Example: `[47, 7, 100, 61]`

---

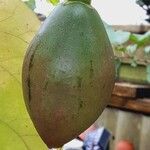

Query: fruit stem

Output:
[67, 0, 91, 4]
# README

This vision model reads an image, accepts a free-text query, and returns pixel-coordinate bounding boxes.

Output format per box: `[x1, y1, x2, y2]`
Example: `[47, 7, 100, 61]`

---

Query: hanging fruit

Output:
[22, 0, 115, 148]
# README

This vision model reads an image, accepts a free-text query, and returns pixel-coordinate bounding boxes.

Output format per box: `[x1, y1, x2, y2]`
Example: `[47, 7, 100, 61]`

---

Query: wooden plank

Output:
[108, 95, 150, 115]
[119, 57, 148, 66]
[113, 82, 150, 98]
[112, 25, 150, 33]
[113, 83, 136, 98]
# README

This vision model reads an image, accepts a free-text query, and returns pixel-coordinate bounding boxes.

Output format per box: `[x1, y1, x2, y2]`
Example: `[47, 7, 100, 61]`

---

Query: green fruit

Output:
[22, 0, 115, 148]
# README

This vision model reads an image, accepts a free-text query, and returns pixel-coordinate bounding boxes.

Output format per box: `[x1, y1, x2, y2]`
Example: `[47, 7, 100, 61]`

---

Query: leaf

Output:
[0, 0, 47, 149]
[115, 45, 126, 52]
[144, 46, 150, 54]
[126, 44, 137, 55]
[24, 0, 36, 10]
[130, 31, 150, 46]
[137, 0, 150, 6]
[105, 23, 130, 45]
[136, 0, 145, 7]
[47, 0, 59, 5]
[139, 31, 150, 46]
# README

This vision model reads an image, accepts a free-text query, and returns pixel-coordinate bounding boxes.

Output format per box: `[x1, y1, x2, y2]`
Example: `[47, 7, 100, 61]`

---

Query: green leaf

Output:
[129, 31, 150, 46]
[144, 46, 150, 54]
[129, 33, 140, 43]
[139, 31, 150, 46]
[47, 0, 59, 5]
[0, 0, 47, 149]
[105, 25, 130, 45]
[126, 44, 137, 55]
[24, 0, 36, 10]
[136, 0, 150, 6]
[136, 0, 145, 7]
[115, 45, 126, 52]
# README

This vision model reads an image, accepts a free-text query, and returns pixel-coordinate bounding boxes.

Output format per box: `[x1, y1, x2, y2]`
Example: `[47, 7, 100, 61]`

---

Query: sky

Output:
[33, 0, 147, 25]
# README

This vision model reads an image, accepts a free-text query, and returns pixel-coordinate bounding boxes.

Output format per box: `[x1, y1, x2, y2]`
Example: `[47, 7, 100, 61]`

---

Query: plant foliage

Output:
[24, 0, 36, 10]
[0, 0, 47, 149]
[136, 0, 150, 23]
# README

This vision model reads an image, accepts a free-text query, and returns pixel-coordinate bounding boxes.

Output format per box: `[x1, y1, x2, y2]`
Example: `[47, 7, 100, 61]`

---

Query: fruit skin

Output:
[22, 1, 115, 148]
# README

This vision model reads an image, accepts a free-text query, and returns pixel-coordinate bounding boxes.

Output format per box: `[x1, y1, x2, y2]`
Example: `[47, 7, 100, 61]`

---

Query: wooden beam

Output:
[108, 95, 150, 115]
[112, 25, 150, 33]
[113, 82, 150, 98]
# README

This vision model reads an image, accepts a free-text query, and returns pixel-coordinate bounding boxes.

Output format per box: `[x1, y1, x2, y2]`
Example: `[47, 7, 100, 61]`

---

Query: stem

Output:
[67, 0, 91, 4]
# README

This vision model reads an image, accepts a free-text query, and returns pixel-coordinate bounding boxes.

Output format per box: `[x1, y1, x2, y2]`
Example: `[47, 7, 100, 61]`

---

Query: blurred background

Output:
[23, 0, 148, 25]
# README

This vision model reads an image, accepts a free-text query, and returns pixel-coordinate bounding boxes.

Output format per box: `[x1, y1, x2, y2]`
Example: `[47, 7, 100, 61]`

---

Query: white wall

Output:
[92, 0, 147, 25]
[34, 0, 147, 25]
